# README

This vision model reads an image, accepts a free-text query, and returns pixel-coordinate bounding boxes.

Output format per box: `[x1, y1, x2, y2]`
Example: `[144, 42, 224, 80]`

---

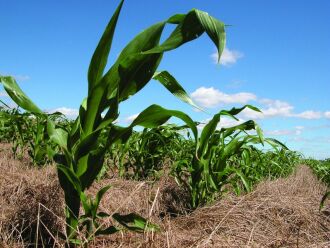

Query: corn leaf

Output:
[0, 76, 42, 114]
[88, 0, 124, 92]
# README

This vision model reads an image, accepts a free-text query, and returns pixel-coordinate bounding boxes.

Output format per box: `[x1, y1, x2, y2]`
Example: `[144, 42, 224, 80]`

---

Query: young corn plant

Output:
[172, 106, 290, 209]
[172, 106, 264, 208]
[227, 140, 291, 194]
[117, 124, 191, 179]
[0, 105, 62, 165]
[1, 0, 226, 245]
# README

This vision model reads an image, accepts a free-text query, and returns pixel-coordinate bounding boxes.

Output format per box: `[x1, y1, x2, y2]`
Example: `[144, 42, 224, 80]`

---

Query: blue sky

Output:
[1, 0, 329, 159]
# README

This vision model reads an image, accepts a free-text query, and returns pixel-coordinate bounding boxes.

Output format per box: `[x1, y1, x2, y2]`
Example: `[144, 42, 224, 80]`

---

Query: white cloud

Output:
[124, 113, 139, 123]
[49, 107, 79, 117]
[292, 110, 322, 120]
[324, 111, 330, 119]
[191, 87, 326, 121]
[241, 99, 323, 120]
[191, 87, 256, 108]
[265, 126, 304, 136]
[241, 99, 293, 119]
[211, 48, 244, 66]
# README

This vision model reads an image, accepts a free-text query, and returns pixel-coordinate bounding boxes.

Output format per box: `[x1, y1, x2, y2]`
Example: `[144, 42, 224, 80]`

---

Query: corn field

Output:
[0, 1, 329, 247]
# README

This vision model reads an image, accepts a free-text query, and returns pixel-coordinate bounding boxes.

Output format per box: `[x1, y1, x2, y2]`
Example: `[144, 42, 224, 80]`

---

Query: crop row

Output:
[0, 1, 316, 246]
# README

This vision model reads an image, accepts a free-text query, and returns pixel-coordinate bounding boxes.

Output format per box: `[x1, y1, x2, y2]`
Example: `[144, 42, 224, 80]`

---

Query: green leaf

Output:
[143, 9, 226, 58]
[194, 9, 226, 63]
[95, 185, 111, 211]
[57, 164, 82, 194]
[88, 0, 124, 93]
[130, 104, 198, 142]
[74, 129, 101, 163]
[47, 120, 68, 150]
[153, 71, 202, 111]
[112, 213, 160, 232]
[264, 138, 289, 150]
[255, 123, 264, 145]
[0, 76, 43, 114]
[79, 147, 106, 190]
[117, 53, 163, 101]
[230, 167, 251, 192]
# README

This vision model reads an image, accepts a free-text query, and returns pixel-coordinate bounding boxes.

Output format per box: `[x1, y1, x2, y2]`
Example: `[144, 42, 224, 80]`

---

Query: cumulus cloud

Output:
[241, 98, 323, 120]
[265, 126, 304, 136]
[324, 111, 330, 119]
[211, 48, 243, 66]
[241, 99, 293, 119]
[49, 107, 79, 117]
[292, 110, 322, 120]
[190, 87, 326, 120]
[191, 87, 256, 108]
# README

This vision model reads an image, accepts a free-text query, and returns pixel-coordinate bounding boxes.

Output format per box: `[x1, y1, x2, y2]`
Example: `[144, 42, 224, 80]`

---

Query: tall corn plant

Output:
[1, 0, 226, 244]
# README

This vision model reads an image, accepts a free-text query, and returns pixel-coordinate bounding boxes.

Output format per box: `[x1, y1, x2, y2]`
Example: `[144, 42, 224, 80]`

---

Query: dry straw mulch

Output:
[0, 143, 329, 247]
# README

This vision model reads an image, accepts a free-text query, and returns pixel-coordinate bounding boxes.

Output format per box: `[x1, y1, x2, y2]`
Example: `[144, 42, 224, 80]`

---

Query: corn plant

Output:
[1, 0, 227, 245]
[117, 124, 192, 179]
[172, 106, 262, 208]
[0, 104, 63, 165]
[227, 143, 294, 194]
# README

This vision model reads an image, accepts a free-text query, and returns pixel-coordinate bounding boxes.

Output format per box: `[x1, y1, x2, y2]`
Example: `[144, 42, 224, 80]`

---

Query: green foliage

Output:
[0, 104, 66, 165]
[0, 1, 309, 246]
[0, 0, 227, 245]
[303, 158, 330, 210]
[116, 124, 193, 179]
[229, 148, 301, 195]
[173, 106, 263, 208]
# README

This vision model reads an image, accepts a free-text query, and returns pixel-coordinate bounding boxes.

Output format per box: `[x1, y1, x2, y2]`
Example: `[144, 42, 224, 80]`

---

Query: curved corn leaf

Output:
[130, 104, 198, 142]
[229, 167, 251, 192]
[95, 185, 111, 212]
[112, 213, 160, 232]
[47, 120, 68, 150]
[194, 9, 226, 62]
[144, 9, 225, 59]
[0, 76, 42, 114]
[153, 70, 202, 111]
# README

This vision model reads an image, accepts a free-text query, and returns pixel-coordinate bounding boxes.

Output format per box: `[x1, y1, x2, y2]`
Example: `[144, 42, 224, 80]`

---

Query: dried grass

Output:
[0, 143, 329, 247]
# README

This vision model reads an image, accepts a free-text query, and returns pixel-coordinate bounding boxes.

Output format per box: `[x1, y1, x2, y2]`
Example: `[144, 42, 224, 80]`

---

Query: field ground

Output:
[0, 143, 329, 247]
